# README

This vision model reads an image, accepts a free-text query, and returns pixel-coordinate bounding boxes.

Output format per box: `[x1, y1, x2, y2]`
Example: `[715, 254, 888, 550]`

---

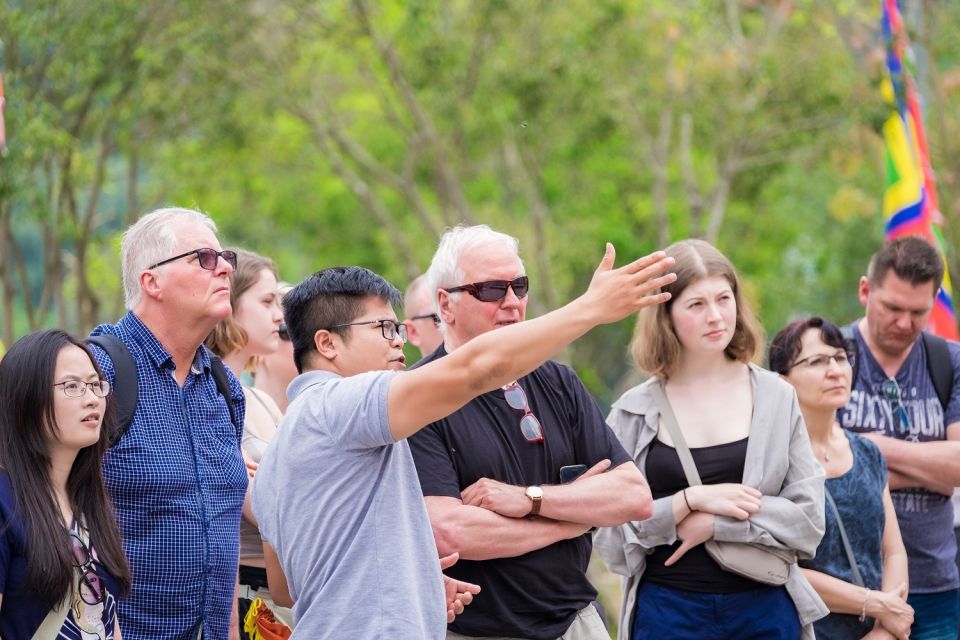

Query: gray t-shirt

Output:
[252, 369, 446, 638]
[840, 323, 960, 593]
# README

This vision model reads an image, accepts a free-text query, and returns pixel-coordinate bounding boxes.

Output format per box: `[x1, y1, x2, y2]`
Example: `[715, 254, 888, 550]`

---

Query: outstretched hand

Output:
[581, 244, 676, 326]
[439, 553, 482, 623]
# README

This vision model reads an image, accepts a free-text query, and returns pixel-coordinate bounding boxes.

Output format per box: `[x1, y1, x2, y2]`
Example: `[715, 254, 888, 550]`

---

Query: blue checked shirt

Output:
[90, 312, 247, 640]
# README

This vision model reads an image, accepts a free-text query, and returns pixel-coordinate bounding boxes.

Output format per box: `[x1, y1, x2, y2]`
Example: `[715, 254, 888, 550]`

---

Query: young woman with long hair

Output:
[0, 329, 131, 638]
[595, 239, 827, 640]
[204, 249, 292, 633]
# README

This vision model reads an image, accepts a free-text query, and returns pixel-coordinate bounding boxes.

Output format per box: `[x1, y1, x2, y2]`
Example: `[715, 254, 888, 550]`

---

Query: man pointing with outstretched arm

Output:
[252, 243, 674, 639]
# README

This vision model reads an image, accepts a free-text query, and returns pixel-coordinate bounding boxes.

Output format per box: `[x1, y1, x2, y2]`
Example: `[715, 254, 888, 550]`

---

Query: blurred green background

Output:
[3, 1, 960, 633]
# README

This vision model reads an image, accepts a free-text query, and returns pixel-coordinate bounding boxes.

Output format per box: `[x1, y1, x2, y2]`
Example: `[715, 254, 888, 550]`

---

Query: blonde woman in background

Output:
[595, 239, 826, 640]
[254, 283, 299, 413]
[204, 249, 293, 634]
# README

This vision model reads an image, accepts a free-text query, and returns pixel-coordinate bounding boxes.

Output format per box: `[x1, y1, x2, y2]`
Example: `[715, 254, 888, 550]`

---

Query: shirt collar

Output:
[118, 311, 212, 374]
[287, 369, 341, 402]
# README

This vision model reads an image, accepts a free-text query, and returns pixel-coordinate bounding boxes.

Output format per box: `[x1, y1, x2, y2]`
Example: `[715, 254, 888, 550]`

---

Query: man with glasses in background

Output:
[407, 225, 654, 640]
[90, 207, 248, 640]
[841, 236, 960, 639]
[404, 273, 445, 359]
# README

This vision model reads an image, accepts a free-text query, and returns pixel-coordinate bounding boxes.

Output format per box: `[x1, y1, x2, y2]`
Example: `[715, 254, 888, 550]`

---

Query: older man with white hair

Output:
[90, 207, 247, 640]
[409, 225, 653, 640]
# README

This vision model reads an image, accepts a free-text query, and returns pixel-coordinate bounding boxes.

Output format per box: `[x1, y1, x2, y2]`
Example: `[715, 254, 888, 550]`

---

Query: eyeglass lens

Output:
[197, 248, 238, 270]
[59, 380, 111, 398]
[503, 383, 544, 442]
[474, 277, 529, 302]
[70, 534, 105, 604]
[278, 323, 290, 341]
[381, 320, 408, 342]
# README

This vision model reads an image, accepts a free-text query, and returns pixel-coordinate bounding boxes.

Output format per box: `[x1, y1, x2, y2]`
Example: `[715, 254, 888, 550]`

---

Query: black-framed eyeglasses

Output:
[147, 248, 238, 271]
[54, 380, 112, 398]
[789, 350, 852, 372]
[70, 532, 105, 605]
[328, 319, 408, 342]
[880, 377, 911, 435]
[503, 381, 544, 443]
[409, 312, 440, 325]
[445, 276, 529, 303]
[278, 323, 290, 341]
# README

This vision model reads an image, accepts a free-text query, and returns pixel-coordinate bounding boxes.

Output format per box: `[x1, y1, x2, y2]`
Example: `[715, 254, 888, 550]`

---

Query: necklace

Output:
[813, 424, 840, 463]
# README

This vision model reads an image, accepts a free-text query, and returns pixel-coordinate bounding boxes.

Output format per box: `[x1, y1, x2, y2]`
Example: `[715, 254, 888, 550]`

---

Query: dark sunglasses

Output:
[880, 377, 911, 435]
[446, 276, 529, 302]
[503, 381, 544, 443]
[70, 532, 105, 605]
[148, 247, 238, 271]
[278, 323, 290, 341]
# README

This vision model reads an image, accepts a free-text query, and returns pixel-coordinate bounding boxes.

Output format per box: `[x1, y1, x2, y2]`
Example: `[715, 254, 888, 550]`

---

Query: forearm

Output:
[539, 463, 653, 526]
[432, 504, 589, 560]
[868, 435, 960, 487]
[881, 549, 909, 592]
[800, 567, 870, 616]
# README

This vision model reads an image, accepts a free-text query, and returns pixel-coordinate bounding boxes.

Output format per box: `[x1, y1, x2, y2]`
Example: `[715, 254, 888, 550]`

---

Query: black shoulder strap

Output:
[210, 356, 240, 432]
[87, 334, 138, 446]
[840, 325, 860, 387]
[921, 332, 954, 411]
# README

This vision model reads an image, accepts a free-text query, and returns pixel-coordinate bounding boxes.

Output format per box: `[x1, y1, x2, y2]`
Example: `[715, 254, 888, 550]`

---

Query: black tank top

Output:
[643, 437, 761, 593]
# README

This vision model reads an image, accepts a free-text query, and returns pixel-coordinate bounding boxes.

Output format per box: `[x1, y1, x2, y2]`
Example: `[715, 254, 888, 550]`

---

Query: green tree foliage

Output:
[2, 0, 958, 406]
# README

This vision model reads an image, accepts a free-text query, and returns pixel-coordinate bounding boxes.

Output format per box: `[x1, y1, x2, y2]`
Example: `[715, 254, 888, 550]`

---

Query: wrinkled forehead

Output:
[170, 219, 221, 253]
[457, 244, 524, 282]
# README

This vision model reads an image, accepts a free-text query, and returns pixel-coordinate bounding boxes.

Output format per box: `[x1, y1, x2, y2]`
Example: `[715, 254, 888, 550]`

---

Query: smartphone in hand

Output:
[559, 464, 588, 484]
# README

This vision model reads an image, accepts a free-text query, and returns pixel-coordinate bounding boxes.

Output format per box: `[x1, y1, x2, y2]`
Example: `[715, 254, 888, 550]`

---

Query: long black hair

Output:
[0, 330, 131, 606]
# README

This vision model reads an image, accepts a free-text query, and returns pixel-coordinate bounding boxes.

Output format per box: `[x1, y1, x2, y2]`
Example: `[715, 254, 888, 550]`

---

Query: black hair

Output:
[283, 266, 403, 373]
[768, 316, 850, 375]
[867, 236, 944, 291]
[0, 330, 131, 606]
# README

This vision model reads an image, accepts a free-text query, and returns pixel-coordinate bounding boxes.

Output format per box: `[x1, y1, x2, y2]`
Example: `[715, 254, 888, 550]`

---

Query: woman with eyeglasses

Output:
[595, 239, 826, 640]
[0, 329, 130, 638]
[204, 249, 293, 634]
[770, 317, 913, 640]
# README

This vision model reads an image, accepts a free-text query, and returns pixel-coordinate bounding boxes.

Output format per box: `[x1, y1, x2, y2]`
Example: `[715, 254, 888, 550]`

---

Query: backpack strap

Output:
[210, 356, 241, 433]
[921, 332, 954, 411]
[88, 334, 138, 446]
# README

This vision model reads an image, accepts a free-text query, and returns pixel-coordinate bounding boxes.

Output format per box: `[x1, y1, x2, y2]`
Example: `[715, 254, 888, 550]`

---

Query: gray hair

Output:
[121, 207, 218, 309]
[425, 225, 524, 312]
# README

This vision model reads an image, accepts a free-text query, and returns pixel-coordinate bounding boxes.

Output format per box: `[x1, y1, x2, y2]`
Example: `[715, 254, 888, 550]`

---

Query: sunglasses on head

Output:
[446, 276, 529, 302]
[148, 247, 238, 271]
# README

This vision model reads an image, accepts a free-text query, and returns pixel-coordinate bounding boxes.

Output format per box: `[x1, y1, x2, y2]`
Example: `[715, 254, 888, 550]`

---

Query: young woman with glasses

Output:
[595, 239, 826, 640]
[770, 317, 913, 640]
[0, 329, 130, 638]
[204, 249, 293, 634]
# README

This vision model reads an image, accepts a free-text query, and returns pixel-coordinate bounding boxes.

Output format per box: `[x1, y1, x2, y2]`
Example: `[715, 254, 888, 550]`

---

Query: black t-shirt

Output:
[408, 345, 633, 639]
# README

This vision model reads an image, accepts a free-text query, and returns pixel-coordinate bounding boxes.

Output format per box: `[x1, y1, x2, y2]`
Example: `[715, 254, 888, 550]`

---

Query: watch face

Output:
[527, 486, 544, 499]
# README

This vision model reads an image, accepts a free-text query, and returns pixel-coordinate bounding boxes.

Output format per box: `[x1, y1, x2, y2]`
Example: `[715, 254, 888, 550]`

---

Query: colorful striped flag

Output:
[881, 0, 957, 339]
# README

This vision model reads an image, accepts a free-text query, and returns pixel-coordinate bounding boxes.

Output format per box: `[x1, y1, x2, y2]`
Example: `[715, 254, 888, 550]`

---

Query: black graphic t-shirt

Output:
[840, 323, 960, 592]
